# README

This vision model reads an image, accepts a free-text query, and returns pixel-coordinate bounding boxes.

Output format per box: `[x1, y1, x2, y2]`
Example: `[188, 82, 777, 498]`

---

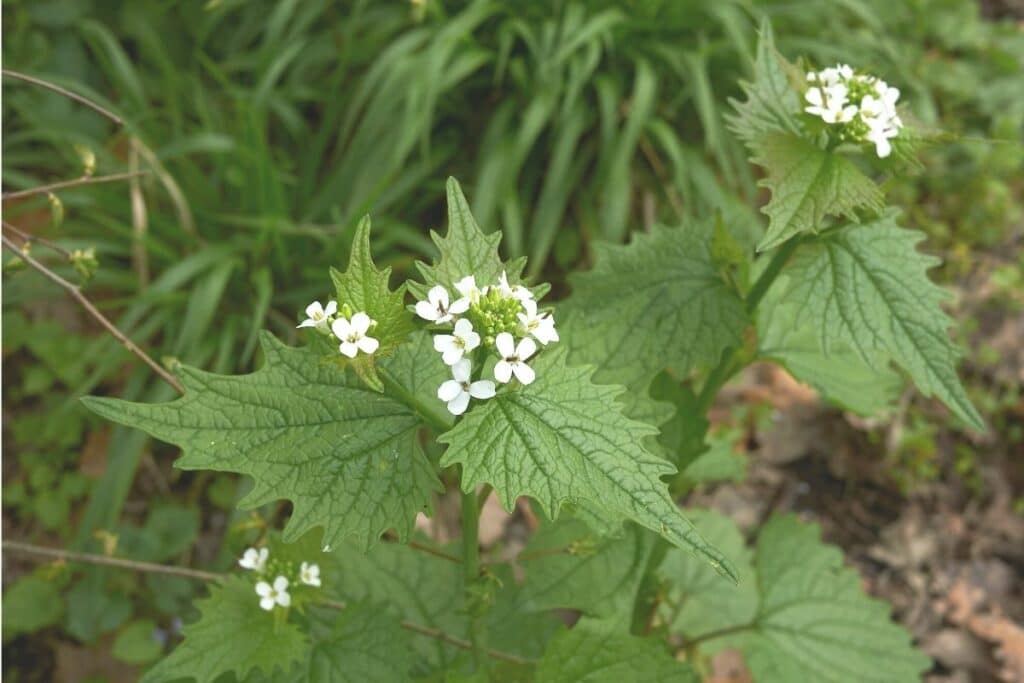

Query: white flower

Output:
[299, 562, 321, 587]
[437, 359, 496, 415]
[415, 285, 468, 324]
[238, 547, 268, 572]
[433, 318, 480, 365]
[495, 271, 533, 302]
[332, 312, 379, 358]
[454, 275, 482, 308]
[297, 300, 337, 330]
[255, 576, 291, 611]
[494, 333, 537, 385]
[865, 124, 899, 158]
[805, 84, 856, 124]
[517, 299, 558, 346]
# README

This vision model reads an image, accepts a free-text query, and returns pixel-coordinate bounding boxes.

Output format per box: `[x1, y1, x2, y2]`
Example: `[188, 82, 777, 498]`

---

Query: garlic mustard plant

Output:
[85, 24, 979, 677]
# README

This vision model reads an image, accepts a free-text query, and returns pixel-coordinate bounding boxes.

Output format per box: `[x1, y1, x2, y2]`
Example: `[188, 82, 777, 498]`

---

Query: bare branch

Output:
[382, 531, 462, 564]
[2, 539, 533, 666]
[1, 233, 185, 394]
[2, 69, 123, 125]
[2, 220, 72, 258]
[3, 171, 150, 202]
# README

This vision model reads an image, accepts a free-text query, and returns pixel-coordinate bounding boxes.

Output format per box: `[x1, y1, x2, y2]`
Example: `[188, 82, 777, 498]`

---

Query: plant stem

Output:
[1, 233, 185, 394]
[695, 237, 801, 413]
[681, 622, 755, 648]
[377, 365, 451, 432]
[2, 171, 150, 201]
[461, 487, 488, 672]
[2, 539, 532, 666]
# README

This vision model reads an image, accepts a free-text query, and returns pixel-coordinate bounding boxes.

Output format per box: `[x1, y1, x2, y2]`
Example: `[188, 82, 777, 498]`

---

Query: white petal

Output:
[297, 319, 317, 329]
[255, 582, 272, 597]
[309, 577, 321, 587]
[331, 318, 351, 339]
[875, 138, 892, 158]
[516, 337, 537, 360]
[520, 298, 538, 317]
[534, 320, 559, 345]
[462, 330, 481, 352]
[449, 297, 470, 314]
[805, 87, 823, 107]
[453, 318, 474, 337]
[494, 360, 513, 384]
[469, 380, 496, 399]
[305, 301, 324, 319]
[434, 335, 456, 354]
[339, 341, 359, 358]
[358, 336, 379, 354]
[447, 392, 471, 416]
[260, 596, 276, 611]
[442, 346, 464, 366]
[438, 380, 463, 402]
[274, 576, 289, 591]
[428, 285, 449, 307]
[452, 359, 472, 383]
[416, 300, 440, 321]
[495, 332, 515, 358]
[277, 591, 291, 607]
[324, 301, 338, 316]
[455, 275, 478, 298]
[350, 312, 371, 334]
[512, 361, 535, 385]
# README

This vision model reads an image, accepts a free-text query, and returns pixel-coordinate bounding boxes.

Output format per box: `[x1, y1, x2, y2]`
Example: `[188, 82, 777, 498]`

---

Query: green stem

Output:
[695, 237, 801, 413]
[378, 365, 451, 432]
[461, 487, 488, 672]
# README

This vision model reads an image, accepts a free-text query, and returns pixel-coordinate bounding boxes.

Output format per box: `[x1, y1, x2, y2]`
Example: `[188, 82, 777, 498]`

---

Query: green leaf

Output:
[329, 216, 416, 390]
[562, 222, 747, 400]
[726, 19, 802, 147]
[112, 619, 163, 665]
[751, 132, 885, 251]
[439, 347, 737, 582]
[742, 515, 932, 683]
[759, 299, 902, 416]
[83, 334, 441, 550]
[410, 177, 532, 300]
[329, 540, 560, 676]
[657, 510, 757, 641]
[519, 520, 654, 623]
[378, 330, 454, 431]
[2, 575, 63, 637]
[536, 618, 699, 683]
[680, 430, 747, 486]
[65, 572, 132, 643]
[775, 213, 983, 429]
[142, 576, 309, 683]
[663, 514, 931, 683]
[287, 603, 414, 682]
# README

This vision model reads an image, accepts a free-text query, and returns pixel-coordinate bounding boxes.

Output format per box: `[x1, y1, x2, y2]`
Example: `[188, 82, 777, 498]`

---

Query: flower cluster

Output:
[416, 272, 559, 416]
[298, 300, 379, 359]
[238, 546, 321, 612]
[804, 64, 903, 158]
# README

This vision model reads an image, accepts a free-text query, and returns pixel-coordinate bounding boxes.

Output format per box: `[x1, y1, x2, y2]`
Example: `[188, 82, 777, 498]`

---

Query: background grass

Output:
[2, 0, 1022, 677]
